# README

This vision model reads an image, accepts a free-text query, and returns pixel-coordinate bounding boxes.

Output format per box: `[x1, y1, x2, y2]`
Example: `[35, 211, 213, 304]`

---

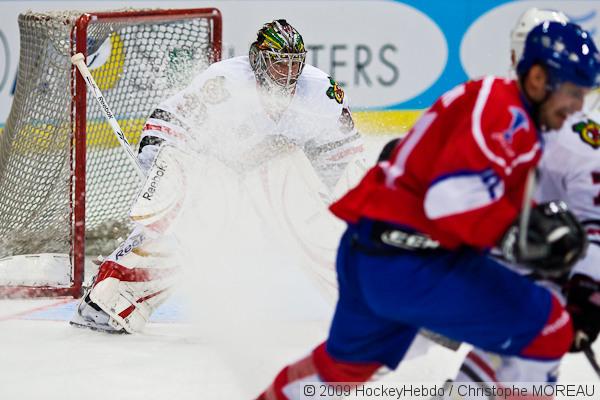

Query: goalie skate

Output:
[69, 293, 127, 334]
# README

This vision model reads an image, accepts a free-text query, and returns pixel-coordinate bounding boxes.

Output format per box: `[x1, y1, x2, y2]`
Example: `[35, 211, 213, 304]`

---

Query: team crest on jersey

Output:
[326, 77, 344, 104]
[175, 92, 200, 115]
[572, 119, 600, 149]
[490, 106, 529, 158]
[201, 76, 230, 104]
[176, 92, 207, 127]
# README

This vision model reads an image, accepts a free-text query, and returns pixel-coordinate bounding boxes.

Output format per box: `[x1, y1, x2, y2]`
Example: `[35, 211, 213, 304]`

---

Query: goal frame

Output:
[0, 8, 222, 298]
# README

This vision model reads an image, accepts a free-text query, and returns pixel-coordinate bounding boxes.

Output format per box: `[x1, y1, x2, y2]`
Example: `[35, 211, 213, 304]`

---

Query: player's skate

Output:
[70, 292, 127, 334]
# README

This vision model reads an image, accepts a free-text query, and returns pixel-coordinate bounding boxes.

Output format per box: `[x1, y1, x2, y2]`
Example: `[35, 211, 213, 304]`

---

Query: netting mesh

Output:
[0, 10, 215, 262]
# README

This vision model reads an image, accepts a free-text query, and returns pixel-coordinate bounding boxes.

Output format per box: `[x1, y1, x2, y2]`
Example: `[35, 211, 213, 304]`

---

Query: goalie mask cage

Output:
[0, 8, 222, 298]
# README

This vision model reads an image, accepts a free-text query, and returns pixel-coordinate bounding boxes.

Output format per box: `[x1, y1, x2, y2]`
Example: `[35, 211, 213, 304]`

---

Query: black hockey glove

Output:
[500, 201, 587, 278]
[566, 274, 600, 352]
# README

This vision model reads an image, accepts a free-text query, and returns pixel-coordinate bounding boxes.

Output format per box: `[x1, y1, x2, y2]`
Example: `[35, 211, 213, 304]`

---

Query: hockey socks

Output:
[257, 342, 382, 400]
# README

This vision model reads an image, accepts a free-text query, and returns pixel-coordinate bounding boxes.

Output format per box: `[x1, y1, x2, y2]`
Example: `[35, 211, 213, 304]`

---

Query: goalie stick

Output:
[71, 53, 145, 181]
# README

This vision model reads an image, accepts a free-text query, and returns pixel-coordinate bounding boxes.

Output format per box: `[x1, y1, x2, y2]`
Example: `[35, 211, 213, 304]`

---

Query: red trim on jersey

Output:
[521, 295, 573, 359]
[143, 123, 186, 140]
[326, 144, 364, 161]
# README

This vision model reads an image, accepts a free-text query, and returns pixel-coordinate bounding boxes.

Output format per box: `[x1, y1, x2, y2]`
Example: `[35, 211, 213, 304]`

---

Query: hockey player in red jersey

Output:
[427, 9, 600, 394]
[257, 21, 600, 399]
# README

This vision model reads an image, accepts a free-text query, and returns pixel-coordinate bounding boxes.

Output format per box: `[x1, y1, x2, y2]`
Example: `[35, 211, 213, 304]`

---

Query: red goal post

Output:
[0, 8, 222, 298]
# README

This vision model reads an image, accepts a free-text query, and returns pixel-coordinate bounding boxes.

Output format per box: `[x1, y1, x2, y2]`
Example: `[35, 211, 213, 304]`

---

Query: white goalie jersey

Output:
[536, 106, 600, 281]
[74, 55, 365, 334]
[139, 55, 363, 191]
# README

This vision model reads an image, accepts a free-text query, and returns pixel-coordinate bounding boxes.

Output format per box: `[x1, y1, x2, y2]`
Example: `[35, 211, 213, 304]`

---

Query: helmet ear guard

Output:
[249, 42, 260, 72]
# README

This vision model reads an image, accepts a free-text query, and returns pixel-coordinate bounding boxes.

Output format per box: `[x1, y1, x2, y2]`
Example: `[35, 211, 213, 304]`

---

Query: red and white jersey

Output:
[330, 77, 542, 250]
[536, 108, 600, 280]
[139, 56, 362, 190]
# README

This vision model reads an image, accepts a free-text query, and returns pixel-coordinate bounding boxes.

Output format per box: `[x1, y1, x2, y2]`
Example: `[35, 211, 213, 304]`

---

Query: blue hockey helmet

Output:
[516, 21, 600, 89]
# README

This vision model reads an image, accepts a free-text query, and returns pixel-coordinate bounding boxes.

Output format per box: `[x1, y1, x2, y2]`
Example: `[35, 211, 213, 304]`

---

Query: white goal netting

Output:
[0, 8, 221, 296]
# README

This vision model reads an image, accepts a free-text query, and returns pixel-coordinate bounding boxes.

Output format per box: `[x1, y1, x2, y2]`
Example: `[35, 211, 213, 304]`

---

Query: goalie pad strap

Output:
[118, 288, 168, 319]
[90, 260, 178, 333]
[97, 261, 178, 283]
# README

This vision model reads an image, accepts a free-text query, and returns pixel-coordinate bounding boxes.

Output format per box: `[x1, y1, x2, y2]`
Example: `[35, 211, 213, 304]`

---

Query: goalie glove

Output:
[500, 201, 587, 278]
[566, 274, 600, 352]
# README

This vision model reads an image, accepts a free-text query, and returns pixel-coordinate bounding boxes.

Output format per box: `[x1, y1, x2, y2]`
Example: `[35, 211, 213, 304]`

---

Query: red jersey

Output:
[330, 77, 542, 250]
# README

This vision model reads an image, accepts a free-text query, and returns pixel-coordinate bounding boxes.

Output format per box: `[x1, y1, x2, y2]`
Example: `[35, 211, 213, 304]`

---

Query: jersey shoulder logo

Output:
[326, 76, 344, 104]
[572, 118, 600, 149]
[490, 106, 530, 158]
[201, 75, 230, 105]
[175, 92, 207, 127]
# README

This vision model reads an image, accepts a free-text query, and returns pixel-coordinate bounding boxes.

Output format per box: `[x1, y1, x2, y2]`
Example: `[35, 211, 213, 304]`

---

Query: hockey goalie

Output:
[70, 19, 364, 333]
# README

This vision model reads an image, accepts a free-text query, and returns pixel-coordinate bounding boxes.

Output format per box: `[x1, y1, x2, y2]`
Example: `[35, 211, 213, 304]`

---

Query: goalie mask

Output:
[249, 19, 307, 93]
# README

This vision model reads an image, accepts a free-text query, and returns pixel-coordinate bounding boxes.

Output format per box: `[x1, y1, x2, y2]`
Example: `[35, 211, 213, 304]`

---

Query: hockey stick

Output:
[71, 53, 145, 181]
[584, 347, 600, 379]
[419, 329, 461, 351]
[518, 168, 537, 257]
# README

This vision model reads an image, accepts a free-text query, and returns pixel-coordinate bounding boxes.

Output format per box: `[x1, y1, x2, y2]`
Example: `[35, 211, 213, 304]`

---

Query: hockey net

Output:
[0, 8, 222, 297]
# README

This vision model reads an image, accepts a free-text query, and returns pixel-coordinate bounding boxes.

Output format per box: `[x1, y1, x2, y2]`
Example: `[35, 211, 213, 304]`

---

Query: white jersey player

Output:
[536, 110, 600, 282]
[70, 19, 363, 333]
[439, 9, 600, 394]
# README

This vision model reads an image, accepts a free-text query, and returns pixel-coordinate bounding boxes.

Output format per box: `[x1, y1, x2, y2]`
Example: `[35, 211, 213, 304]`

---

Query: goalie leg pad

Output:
[89, 260, 178, 333]
[72, 225, 180, 333]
